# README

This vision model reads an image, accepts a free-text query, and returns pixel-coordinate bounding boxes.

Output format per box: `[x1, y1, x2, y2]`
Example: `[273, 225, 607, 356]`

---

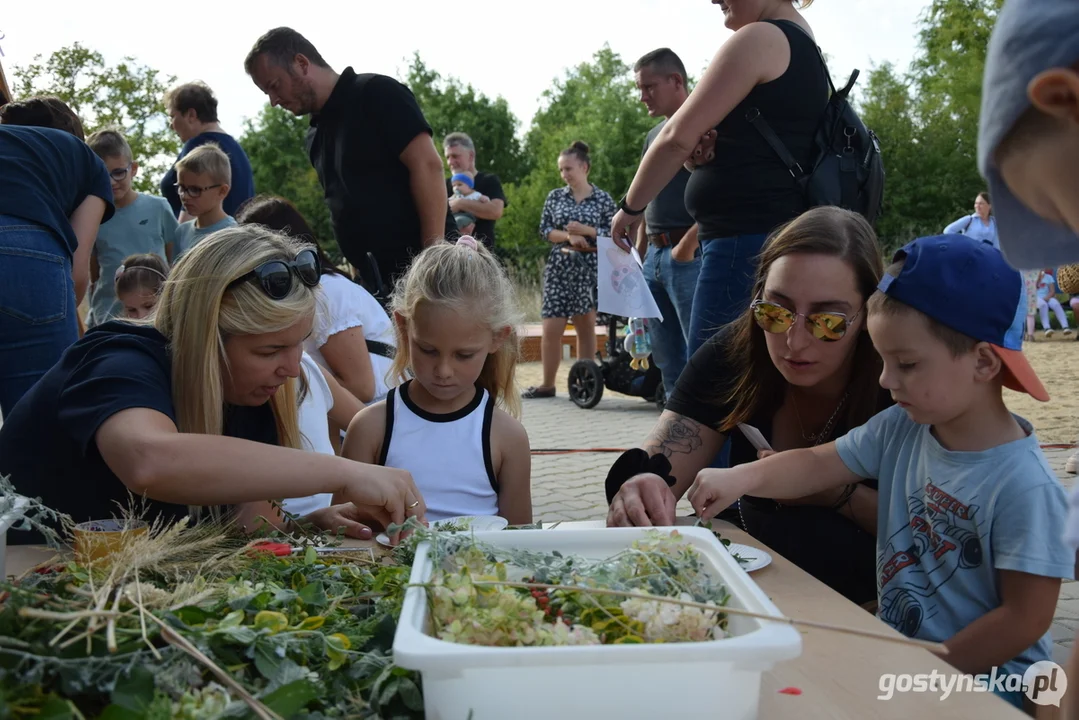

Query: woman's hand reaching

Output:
[337, 465, 426, 545]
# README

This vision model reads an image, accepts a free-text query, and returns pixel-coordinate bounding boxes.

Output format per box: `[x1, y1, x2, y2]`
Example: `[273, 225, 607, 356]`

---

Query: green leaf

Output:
[110, 665, 155, 711]
[253, 637, 284, 681]
[218, 609, 245, 629]
[397, 677, 424, 711]
[296, 615, 325, 631]
[260, 679, 320, 716]
[36, 698, 76, 720]
[216, 625, 258, 645]
[378, 677, 400, 706]
[304, 545, 317, 565]
[97, 707, 140, 720]
[254, 610, 289, 634]
[297, 580, 327, 609]
[172, 605, 210, 626]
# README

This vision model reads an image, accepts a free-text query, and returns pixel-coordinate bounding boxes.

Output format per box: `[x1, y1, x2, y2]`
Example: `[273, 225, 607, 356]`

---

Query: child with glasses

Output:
[341, 236, 533, 529]
[606, 206, 890, 606]
[172, 142, 236, 261]
[85, 128, 178, 327]
[687, 235, 1072, 710]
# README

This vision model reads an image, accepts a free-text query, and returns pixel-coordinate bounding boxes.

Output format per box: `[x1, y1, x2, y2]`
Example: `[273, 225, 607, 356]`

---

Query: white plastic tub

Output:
[0, 495, 29, 582]
[393, 526, 802, 720]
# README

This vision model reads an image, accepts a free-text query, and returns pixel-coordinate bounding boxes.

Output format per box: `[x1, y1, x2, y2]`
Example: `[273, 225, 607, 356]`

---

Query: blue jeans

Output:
[687, 233, 769, 356]
[687, 232, 768, 469]
[642, 243, 701, 393]
[0, 216, 77, 418]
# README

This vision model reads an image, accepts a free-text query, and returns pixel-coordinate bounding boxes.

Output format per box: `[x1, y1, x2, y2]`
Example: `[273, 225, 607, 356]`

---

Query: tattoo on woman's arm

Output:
[644, 415, 704, 457]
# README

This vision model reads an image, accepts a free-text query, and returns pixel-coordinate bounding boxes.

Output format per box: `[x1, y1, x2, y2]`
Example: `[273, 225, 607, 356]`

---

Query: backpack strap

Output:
[746, 20, 845, 180]
[745, 107, 805, 179]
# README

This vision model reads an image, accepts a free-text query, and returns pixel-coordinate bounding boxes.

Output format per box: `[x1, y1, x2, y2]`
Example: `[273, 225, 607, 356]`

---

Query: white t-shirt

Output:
[305, 273, 396, 403]
[280, 353, 335, 518]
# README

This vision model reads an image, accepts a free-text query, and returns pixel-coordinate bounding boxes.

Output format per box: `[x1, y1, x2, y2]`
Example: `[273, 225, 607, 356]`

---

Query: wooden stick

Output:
[20, 607, 124, 622]
[136, 607, 282, 720]
[465, 580, 949, 654]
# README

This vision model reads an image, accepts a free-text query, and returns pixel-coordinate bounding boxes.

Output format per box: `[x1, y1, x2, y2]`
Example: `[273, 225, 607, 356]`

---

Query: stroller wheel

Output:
[568, 360, 604, 409]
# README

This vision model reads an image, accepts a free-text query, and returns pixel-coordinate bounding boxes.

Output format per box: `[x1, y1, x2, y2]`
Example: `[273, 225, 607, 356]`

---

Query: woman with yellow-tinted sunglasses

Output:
[606, 206, 892, 606]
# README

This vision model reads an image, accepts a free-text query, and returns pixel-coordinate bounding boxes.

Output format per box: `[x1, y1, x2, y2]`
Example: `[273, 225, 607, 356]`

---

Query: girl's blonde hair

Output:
[390, 238, 523, 417]
[154, 225, 316, 450]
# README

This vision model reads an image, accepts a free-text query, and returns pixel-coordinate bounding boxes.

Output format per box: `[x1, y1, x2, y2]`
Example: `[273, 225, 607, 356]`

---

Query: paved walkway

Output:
[516, 373, 1079, 666]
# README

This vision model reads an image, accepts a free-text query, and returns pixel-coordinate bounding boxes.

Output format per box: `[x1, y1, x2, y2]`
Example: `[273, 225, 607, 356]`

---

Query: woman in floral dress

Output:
[522, 141, 616, 399]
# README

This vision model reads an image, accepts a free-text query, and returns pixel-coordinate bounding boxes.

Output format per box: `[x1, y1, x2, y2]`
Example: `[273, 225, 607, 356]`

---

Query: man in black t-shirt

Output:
[244, 27, 452, 294]
[633, 49, 701, 399]
[443, 132, 507, 251]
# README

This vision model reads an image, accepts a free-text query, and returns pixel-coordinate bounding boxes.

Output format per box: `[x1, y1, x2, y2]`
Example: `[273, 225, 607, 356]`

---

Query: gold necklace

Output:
[791, 389, 849, 445]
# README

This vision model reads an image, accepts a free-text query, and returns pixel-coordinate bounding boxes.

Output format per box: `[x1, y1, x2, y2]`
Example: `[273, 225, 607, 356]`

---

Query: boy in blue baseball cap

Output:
[686, 234, 1072, 710]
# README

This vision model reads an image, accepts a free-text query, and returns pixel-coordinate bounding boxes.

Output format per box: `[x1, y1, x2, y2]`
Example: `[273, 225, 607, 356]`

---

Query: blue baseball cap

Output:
[877, 234, 1048, 401]
[977, 0, 1079, 270]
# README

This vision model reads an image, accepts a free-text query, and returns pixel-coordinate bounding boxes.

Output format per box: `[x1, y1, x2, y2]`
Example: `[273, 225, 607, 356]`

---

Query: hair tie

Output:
[457, 235, 478, 250]
[114, 265, 126, 282]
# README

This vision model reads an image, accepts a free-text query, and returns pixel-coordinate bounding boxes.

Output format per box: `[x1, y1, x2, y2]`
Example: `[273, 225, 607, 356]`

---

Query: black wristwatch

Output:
[619, 196, 645, 216]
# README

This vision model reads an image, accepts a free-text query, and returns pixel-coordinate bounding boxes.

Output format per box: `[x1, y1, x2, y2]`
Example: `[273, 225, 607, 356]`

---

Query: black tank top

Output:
[684, 20, 829, 240]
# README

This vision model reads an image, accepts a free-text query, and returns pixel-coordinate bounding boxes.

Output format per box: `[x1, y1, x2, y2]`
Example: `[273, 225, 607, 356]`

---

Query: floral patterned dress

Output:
[1023, 269, 1040, 317]
[538, 184, 616, 318]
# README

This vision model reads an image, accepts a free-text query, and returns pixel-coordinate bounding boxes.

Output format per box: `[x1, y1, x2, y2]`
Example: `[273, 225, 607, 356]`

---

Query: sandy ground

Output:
[515, 334, 1079, 446]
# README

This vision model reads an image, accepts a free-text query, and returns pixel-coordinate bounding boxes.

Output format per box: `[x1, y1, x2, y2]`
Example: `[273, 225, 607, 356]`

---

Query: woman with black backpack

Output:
[611, 0, 831, 357]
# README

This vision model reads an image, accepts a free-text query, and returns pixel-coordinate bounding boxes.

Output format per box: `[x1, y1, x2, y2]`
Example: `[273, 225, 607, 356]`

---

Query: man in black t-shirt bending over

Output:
[245, 27, 452, 294]
[443, 132, 507, 251]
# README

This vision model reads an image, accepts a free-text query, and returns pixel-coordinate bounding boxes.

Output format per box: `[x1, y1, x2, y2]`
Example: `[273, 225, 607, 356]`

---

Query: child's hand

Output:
[687, 468, 755, 522]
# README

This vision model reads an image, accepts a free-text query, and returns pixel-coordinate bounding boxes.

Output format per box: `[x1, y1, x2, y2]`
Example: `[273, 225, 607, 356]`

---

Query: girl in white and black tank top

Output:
[342, 236, 533, 528]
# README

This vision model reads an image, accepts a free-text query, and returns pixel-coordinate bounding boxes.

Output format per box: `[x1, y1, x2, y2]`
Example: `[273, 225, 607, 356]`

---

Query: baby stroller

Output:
[567, 314, 665, 410]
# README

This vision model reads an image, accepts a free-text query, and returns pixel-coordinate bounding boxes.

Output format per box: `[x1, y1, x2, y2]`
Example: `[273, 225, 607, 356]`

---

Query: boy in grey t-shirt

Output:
[687, 235, 1072, 711]
[85, 129, 177, 326]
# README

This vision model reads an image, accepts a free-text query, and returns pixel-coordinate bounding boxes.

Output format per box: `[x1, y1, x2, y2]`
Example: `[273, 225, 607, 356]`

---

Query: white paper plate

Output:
[726, 542, 771, 572]
[376, 515, 509, 547]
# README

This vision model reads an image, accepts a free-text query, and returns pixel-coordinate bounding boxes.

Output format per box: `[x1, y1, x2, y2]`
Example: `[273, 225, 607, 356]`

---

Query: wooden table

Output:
[3, 523, 1043, 719]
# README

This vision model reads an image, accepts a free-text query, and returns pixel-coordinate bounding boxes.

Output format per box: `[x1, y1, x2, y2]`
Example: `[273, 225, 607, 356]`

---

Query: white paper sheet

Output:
[596, 236, 664, 321]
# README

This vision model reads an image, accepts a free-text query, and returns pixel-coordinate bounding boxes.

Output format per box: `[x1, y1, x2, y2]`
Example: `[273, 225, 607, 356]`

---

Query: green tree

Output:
[13, 43, 178, 193]
[501, 45, 656, 271]
[238, 105, 337, 261]
[857, 0, 1005, 252]
[404, 54, 528, 184]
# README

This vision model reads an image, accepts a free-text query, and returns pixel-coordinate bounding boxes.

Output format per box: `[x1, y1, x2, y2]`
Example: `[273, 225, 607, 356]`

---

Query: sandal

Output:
[521, 386, 556, 399]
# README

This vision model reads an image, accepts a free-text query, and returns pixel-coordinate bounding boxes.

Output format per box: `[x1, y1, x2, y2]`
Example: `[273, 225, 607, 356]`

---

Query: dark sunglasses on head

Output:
[751, 299, 860, 342]
[227, 249, 321, 299]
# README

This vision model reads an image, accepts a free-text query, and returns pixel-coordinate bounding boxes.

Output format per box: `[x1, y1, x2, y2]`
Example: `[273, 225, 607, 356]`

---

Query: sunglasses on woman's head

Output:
[227, 248, 321, 299]
[751, 299, 858, 342]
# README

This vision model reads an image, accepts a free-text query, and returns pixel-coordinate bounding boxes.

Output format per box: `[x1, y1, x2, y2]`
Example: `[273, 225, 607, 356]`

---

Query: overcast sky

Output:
[1, 0, 932, 136]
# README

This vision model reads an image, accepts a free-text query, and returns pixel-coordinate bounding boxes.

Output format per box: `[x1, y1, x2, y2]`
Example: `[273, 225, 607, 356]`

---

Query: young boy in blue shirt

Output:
[688, 234, 1073, 709]
[85, 128, 177, 326]
[172, 143, 236, 261]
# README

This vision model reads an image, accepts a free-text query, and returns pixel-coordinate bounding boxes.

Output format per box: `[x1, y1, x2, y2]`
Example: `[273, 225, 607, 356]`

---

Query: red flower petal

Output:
[778, 687, 803, 696]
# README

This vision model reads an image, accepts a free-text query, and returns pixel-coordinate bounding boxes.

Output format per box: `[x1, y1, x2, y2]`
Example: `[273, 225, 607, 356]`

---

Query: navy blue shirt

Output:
[160, 131, 256, 217]
[0, 322, 278, 544]
[0, 125, 114, 255]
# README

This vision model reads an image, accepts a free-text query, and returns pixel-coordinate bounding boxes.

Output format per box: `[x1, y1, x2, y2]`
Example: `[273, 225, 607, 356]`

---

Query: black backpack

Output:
[746, 26, 885, 226]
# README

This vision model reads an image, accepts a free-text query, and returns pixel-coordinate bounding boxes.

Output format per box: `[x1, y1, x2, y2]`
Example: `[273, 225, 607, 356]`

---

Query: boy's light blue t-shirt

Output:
[835, 404, 1073, 680]
[87, 193, 177, 327]
[173, 215, 237, 261]
[1036, 273, 1055, 301]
